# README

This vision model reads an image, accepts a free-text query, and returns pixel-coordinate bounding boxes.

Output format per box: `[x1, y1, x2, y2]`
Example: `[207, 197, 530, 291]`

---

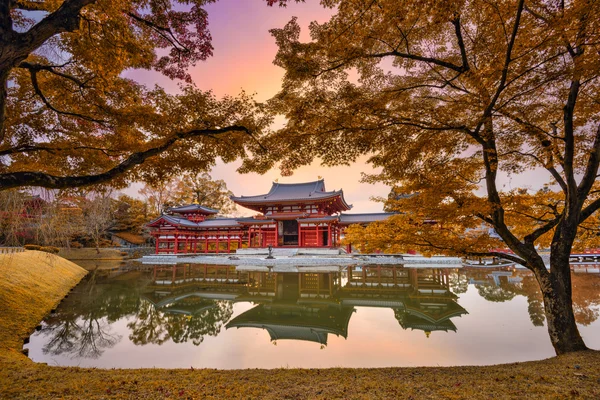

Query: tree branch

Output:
[451, 16, 469, 72]
[19, 61, 88, 88]
[0, 125, 251, 190]
[365, 50, 466, 73]
[577, 123, 600, 201]
[28, 66, 107, 124]
[0, 143, 126, 157]
[579, 197, 600, 224]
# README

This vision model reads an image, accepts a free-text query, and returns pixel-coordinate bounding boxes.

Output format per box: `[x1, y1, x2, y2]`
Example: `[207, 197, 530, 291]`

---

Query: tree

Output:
[251, 0, 600, 354]
[112, 194, 148, 234]
[171, 172, 236, 215]
[139, 172, 236, 215]
[0, 0, 271, 191]
[139, 180, 177, 217]
[82, 193, 114, 254]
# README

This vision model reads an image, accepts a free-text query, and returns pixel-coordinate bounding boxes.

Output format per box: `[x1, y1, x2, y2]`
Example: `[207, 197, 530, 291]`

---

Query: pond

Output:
[25, 264, 600, 369]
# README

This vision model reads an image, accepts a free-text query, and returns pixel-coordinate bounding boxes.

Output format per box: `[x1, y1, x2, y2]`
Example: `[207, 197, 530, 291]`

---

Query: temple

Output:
[147, 179, 394, 254]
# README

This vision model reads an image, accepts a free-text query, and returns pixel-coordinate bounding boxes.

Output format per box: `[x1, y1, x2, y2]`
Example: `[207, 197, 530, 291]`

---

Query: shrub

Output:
[69, 241, 83, 249]
[39, 246, 60, 254]
[24, 244, 41, 251]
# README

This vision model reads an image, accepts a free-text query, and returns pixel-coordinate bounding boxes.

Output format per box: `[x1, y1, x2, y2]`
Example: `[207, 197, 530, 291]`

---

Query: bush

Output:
[120, 251, 128, 257]
[69, 241, 83, 249]
[39, 246, 60, 254]
[24, 244, 41, 251]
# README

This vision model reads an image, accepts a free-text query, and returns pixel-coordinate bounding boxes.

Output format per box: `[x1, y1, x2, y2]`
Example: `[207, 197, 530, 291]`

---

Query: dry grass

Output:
[1, 251, 599, 399]
[57, 247, 124, 260]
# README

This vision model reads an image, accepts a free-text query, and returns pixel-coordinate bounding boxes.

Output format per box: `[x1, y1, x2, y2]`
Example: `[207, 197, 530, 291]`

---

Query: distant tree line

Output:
[0, 173, 235, 249]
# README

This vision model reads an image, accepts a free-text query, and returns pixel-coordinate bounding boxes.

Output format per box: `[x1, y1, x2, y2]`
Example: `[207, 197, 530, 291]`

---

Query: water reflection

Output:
[39, 268, 147, 358]
[27, 264, 600, 368]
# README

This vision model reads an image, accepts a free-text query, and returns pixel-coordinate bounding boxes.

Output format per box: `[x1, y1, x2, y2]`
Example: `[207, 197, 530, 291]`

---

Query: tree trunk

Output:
[534, 260, 588, 354]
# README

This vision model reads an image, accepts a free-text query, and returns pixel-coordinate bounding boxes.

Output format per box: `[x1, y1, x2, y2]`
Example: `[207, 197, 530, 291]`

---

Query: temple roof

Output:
[147, 214, 200, 228]
[338, 212, 397, 225]
[237, 218, 276, 225]
[231, 179, 352, 209]
[196, 218, 242, 228]
[298, 216, 339, 223]
[168, 204, 219, 214]
[225, 304, 353, 344]
[147, 215, 246, 229]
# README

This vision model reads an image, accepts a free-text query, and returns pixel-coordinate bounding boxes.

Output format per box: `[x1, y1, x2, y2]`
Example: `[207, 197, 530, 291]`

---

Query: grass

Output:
[0, 251, 599, 399]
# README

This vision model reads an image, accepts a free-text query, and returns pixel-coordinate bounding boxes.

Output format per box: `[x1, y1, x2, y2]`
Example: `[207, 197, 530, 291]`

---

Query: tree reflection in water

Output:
[128, 299, 233, 346]
[461, 267, 600, 327]
[33, 264, 600, 363]
[571, 273, 600, 326]
[39, 268, 142, 358]
[127, 300, 169, 346]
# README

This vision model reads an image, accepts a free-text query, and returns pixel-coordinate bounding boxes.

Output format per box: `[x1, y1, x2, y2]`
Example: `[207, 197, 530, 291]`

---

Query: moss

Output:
[1, 251, 599, 399]
[39, 246, 60, 254]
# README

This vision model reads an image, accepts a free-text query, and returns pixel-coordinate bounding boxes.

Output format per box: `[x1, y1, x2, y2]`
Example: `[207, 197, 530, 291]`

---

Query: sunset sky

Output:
[125, 0, 390, 216]
[126, 0, 545, 216]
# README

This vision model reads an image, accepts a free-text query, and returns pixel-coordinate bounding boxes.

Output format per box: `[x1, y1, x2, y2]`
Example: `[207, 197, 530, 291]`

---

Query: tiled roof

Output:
[168, 204, 219, 214]
[231, 179, 346, 203]
[338, 212, 397, 225]
[147, 214, 199, 228]
[196, 218, 243, 228]
[297, 216, 339, 223]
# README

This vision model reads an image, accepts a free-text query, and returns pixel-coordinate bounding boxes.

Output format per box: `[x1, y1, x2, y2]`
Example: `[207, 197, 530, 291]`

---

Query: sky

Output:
[124, 0, 391, 216]
[123, 0, 549, 216]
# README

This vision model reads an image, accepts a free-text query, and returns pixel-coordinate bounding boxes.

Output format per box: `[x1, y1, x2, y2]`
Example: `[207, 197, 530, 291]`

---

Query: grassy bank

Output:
[0, 252, 599, 399]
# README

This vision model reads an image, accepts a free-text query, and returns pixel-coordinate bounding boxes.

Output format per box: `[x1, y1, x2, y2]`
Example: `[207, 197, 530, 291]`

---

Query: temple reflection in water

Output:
[143, 265, 468, 345]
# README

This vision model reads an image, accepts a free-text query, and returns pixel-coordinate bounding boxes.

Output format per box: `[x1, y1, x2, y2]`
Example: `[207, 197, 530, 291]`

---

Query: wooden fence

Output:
[0, 247, 25, 254]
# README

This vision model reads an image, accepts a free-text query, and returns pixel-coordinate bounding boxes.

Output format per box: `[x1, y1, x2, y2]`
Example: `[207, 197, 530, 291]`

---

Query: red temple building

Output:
[147, 179, 394, 254]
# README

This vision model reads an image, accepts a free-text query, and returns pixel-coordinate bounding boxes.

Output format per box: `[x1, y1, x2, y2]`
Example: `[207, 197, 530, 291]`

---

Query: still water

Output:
[26, 264, 600, 369]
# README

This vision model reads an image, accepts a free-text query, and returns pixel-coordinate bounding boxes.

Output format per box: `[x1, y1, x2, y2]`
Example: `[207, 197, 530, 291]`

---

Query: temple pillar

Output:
[327, 223, 331, 248]
[155, 235, 159, 254]
[298, 223, 303, 247]
[174, 234, 178, 254]
[216, 234, 220, 254]
[317, 224, 322, 247]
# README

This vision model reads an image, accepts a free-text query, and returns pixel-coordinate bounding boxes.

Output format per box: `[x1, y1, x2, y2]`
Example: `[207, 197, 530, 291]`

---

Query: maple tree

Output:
[0, 0, 271, 191]
[170, 172, 236, 214]
[112, 194, 148, 234]
[250, 0, 600, 354]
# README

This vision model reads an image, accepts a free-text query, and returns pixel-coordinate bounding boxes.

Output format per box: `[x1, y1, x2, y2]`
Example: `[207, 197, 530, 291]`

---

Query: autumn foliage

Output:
[249, 0, 600, 354]
[0, 0, 272, 191]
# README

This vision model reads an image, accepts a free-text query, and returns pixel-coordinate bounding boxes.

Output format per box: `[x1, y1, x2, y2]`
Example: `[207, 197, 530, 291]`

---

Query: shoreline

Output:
[1, 251, 599, 399]
[140, 254, 464, 266]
